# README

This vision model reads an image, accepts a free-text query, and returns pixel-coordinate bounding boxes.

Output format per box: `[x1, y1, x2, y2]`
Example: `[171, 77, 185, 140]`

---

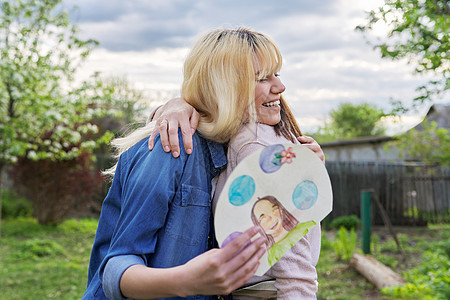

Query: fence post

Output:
[361, 190, 371, 254]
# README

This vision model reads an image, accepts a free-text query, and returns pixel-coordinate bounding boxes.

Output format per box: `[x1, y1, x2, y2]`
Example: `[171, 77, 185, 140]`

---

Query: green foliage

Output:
[13, 239, 65, 260]
[382, 248, 450, 299]
[0, 217, 57, 238]
[84, 75, 148, 126]
[333, 227, 358, 262]
[371, 233, 381, 254]
[320, 232, 334, 251]
[314, 102, 386, 143]
[377, 253, 400, 269]
[0, 1, 154, 225]
[356, 0, 449, 106]
[58, 218, 99, 234]
[388, 120, 450, 167]
[380, 233, 409, 253]
[1, 189, 32, 219]
[329, 215, 361, 230]
[0, 0, 109, 165]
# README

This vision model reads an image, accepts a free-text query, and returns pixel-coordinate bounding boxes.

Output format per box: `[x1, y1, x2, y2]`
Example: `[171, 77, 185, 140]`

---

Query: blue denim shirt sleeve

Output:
[103, 255, 145, 300]
[98, 137, 187, 297]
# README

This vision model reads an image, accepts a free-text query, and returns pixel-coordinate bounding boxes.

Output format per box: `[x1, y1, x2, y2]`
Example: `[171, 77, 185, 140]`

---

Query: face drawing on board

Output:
[251, 196, 299, 248]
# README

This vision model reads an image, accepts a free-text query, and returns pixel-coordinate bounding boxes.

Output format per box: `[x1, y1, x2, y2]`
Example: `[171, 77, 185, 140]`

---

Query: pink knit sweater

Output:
[213, 122, 320, 299]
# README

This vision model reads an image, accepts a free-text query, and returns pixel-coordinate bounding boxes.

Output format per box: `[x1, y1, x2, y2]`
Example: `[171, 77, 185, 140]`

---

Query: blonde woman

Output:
[82, 28, 291, 299]
[148, 28, 324, 299]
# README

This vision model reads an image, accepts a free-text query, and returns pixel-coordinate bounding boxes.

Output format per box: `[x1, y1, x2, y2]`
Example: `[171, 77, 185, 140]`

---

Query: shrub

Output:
[1, 189, 33, 219]
[330, 215, 360, 230]
[9, 152, 104, 224]
[333, 227, 357, 261]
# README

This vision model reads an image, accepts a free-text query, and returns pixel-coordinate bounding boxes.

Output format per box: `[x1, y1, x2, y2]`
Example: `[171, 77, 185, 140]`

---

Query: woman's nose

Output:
[272, 77, 285, 94]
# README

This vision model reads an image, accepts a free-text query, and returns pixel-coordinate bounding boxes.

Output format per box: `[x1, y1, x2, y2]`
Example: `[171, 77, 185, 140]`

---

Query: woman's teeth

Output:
[263, 100, 280, 107]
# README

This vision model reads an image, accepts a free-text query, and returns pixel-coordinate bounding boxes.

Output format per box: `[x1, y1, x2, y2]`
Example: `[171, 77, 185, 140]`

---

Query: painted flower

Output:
[280, 147, 296, 164]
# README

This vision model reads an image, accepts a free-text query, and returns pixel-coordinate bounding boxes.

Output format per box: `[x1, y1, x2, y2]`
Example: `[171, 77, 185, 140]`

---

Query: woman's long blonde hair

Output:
[105, 27, 297, 177]
[181, 27, 283, 143]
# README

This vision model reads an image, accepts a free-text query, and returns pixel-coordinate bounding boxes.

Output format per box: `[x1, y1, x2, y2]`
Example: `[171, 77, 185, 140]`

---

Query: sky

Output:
[63, 0, 445, 134]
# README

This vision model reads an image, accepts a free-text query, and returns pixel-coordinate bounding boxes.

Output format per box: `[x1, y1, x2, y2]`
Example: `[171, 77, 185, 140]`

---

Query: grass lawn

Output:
[0, 218, 96, 299]
[0, 218, 448, 299]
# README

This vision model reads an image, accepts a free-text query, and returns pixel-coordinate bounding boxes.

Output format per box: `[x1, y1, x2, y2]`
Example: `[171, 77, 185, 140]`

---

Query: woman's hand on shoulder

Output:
[297, 135, 325, 164]
[148, 97, 200, 158]
[179, 226, 266, 296]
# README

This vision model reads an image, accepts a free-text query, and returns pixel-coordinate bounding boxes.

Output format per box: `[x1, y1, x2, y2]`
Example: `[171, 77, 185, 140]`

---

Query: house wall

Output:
[323, 142, 400, 162]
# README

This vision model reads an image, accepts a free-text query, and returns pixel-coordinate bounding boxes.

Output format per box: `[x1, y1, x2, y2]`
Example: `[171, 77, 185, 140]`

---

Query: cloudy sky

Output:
[64, 0, 442, 133]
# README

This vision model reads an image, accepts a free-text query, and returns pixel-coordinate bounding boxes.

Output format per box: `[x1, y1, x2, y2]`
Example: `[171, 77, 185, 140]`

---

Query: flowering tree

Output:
[0, 0, 115, 226]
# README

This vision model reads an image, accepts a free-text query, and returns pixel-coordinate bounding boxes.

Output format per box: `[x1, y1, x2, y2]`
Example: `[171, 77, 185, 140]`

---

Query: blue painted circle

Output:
[292, 180, 318, 210]
[259, 144, 285, 174]
[228, 175, 255, 206]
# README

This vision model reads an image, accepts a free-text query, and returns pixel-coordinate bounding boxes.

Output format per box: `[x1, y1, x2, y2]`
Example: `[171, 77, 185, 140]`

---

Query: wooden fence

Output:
[325, 161, 450, 225]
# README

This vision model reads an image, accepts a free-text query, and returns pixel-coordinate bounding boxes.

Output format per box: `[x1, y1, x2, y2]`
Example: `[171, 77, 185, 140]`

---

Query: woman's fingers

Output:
[226, 236, 266, 273]
[147, 97, 197, 157]
[158, 119, 171, 153]
[148, 121, 160, 151]
[219, 227, 261, 260]
[227, 247, 264, 291]
[181, 227, 266, 296]
[167, 118, 181, 157]
[179, 115, 194, 155]
[189, 109, 200, 133]
[298, 135, 325, 163]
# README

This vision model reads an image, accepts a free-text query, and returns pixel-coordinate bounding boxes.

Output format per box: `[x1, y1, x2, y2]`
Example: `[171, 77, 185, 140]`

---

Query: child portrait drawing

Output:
[251, 196, 316, 266]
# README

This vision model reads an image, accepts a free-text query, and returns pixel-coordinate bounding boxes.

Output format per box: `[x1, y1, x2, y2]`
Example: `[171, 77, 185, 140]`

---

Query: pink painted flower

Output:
[280, 147, 296, 164]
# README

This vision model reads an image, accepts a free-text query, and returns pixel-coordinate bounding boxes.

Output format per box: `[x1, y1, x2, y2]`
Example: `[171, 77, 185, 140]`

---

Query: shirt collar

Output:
[205, 139, 227, 177]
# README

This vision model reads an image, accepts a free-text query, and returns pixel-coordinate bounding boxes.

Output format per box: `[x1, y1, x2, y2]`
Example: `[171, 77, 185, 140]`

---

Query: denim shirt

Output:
[83, 132, 226, 300]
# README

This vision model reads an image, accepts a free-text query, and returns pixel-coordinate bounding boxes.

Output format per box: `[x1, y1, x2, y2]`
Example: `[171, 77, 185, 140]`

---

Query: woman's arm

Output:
[147, 97, 200, 157]
[120, 226, 266, 299]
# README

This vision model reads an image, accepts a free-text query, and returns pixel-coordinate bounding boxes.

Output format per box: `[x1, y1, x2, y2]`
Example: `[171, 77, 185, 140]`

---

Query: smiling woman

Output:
[148, 27, 326, 299]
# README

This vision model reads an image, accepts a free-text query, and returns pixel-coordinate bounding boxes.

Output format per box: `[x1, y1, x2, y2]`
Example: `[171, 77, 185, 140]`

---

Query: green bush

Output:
[329, 215, 360, 230]
[1, 189, 33, 219]
[333, 227, 357, 261]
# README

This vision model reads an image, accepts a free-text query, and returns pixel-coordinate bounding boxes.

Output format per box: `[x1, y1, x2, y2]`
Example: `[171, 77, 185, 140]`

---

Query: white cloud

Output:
[68, 0, 439, 133]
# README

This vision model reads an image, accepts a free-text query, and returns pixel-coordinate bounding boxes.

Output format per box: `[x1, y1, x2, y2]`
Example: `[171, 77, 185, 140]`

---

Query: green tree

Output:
[313, 103, 386, 143]
[356, 0, 449, 108]
[0, 0, 114, 226]
[389, 120, 450, 167]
